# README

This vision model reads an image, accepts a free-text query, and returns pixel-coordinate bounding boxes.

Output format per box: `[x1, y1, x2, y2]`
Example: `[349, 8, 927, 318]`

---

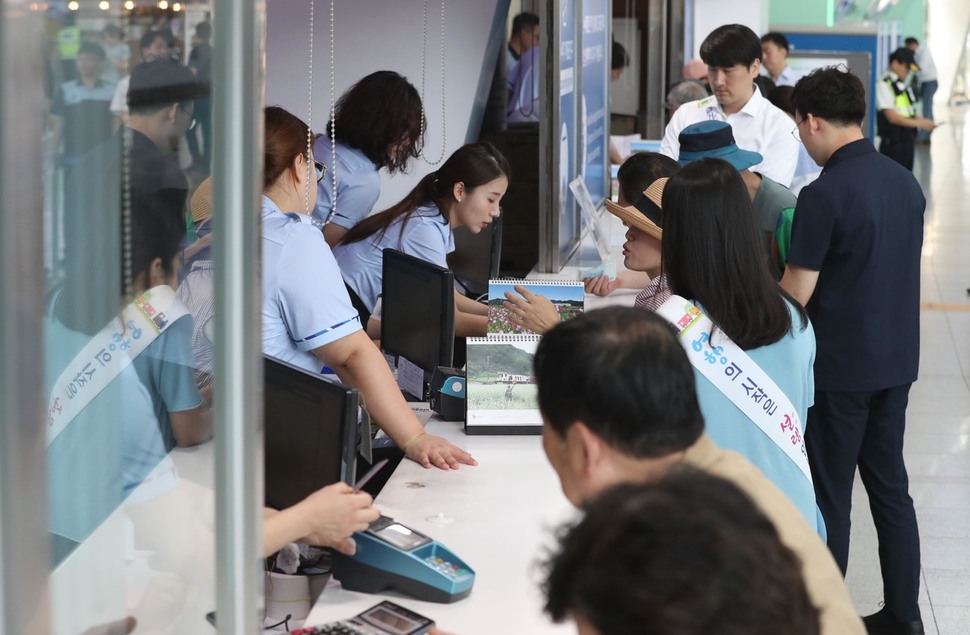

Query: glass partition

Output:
[44, 5, 222, 633]
[0, 0, 263, 631]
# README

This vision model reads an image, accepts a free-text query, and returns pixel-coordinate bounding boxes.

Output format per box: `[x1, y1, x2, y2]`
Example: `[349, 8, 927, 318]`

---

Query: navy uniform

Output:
[875, 71, 919, 169]
[875, 47, 923, 170]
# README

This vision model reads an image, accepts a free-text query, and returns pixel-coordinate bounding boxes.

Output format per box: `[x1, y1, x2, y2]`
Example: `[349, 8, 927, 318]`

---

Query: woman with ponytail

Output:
[334, 142, 510, 336]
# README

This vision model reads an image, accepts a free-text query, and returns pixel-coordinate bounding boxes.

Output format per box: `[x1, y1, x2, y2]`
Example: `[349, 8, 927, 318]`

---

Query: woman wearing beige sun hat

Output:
[604, 177, 672, 311]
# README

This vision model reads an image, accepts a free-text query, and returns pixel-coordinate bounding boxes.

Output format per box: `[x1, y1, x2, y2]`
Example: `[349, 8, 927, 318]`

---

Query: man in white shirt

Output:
[761, 32, 800, 87]
[905, 36, 938, 143]
[659, 24, 798, 187]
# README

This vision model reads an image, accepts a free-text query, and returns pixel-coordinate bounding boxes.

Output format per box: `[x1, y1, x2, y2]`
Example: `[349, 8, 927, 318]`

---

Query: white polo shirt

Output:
[660, 86, 799, 187]
[261, 196, 362, 374]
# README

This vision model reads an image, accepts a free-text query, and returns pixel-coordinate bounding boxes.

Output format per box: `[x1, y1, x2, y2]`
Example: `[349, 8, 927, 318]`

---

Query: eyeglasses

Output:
[314, 161, 326, 183]
[791, 117, 807, 142]
[178, 104, 197, 131]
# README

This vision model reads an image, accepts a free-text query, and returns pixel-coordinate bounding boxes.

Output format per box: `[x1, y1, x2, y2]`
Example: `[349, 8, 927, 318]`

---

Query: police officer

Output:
[876, 47, 937, 170]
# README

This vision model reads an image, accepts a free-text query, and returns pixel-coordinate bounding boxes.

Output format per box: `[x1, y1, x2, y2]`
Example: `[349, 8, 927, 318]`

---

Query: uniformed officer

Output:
[876, 47, 937, 170]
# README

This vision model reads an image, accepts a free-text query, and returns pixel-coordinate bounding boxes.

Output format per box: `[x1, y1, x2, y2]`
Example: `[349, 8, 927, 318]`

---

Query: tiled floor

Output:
[844, 105, 970, 634]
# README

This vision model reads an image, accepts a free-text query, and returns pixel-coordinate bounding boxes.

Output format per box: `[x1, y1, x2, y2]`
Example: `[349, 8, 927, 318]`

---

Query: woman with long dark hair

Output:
[313, 71, 424, 247]
[261, 106, 474, 471]
[47, 172, 212, 560]
[661, 157, 821, 535]
[334, 141, 510, 336]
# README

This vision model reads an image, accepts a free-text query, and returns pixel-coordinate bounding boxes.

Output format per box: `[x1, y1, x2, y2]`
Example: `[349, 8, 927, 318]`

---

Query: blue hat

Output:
[677, 120, 763, 171]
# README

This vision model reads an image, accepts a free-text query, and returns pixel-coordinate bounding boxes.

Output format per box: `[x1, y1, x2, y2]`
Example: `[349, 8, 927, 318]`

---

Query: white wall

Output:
[612, 17, 640, 115]
[691, 0, 768, 58]
[266, 0, 503, 210]
[927, 0, 969, 103]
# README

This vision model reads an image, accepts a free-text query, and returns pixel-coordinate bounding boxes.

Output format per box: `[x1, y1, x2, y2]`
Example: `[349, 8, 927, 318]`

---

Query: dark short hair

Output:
[543, 470, 820, 635]
[616, 152, 680, 205]
[195, 21, 212, 40]
[139, 30, 166, 51]
[904, 36, 919, 47]
[761, 31, 790, 51]
[128, 59, 206, 113]
[662, 158, 807, 350]
[534, 307, 704, 458]
[327, 70, 422, 173]
[700, 24, 762, 68]
[888, 47, 916, 67]
[767, 85, 794, 116]
[791, 66, 866, 127]
[511, 12, 539, 36]
[157, 27, 176, 47]
[611, 40, 629, 71]
[78, 40, 106, 60]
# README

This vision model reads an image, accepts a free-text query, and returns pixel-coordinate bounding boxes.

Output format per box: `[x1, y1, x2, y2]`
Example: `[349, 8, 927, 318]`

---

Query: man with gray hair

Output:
[665, 79, 709, 119]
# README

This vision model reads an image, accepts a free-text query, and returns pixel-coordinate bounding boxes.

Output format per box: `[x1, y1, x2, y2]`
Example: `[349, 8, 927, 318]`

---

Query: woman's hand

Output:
[403, 433, 478, 470]
[295, 483, 380, 554]
[583, 274, 621, 297]
[502, 285, 562, 335]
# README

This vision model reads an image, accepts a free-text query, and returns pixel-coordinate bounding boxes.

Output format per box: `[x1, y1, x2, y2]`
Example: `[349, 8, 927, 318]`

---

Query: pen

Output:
[354, 458, 389, 492]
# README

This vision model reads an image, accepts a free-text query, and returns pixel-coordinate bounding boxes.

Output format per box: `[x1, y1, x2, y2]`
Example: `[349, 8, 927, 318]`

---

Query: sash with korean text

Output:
[46, 286, 189, 448]
[656, 295, 812, 485]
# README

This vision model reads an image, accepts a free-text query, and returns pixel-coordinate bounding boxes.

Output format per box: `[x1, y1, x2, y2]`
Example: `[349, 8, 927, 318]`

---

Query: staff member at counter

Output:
[260, 106, 475, 471]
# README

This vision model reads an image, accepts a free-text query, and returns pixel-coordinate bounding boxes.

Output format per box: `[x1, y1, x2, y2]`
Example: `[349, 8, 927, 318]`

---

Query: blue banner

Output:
[581, 0, 608, 207]
[559, 0, 578, 257]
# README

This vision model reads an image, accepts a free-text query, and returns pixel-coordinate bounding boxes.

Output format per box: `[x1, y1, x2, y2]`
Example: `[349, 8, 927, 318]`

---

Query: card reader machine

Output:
[331, 515, 474, 603]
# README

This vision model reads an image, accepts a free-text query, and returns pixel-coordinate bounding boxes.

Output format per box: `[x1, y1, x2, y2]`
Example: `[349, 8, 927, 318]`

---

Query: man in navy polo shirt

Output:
[781, 67, 924, 635]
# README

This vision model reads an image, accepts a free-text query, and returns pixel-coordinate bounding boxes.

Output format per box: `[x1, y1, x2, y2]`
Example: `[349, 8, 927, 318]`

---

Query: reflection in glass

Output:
[44, 7, 216, 633]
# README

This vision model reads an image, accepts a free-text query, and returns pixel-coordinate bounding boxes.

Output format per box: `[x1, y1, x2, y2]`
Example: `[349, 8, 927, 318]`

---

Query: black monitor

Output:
[263, 355, 358, 511]
[448, 214, 503, 298]
[380, 249, 455, 394]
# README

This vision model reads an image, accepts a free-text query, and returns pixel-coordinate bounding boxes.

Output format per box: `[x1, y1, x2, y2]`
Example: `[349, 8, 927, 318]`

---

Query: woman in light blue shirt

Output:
[261, 106, 475, 471]
[660, 157, 822, 537]
[312, 71, 424, 248]
[333, 142, 510, 336]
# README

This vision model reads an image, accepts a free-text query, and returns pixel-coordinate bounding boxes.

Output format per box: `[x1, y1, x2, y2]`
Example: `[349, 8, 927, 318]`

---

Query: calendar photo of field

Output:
[466, 338, 541, 427]
[486, 281, 584, 335]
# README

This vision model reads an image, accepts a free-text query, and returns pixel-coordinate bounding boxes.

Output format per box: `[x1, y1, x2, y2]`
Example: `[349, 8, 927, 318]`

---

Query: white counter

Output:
[305, 418, 577, 635]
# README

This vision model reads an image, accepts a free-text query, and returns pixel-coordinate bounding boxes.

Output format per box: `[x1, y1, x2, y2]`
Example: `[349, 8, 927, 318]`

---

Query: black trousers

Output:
[880, 137, 915, 171]
[806, 384, 921, 622]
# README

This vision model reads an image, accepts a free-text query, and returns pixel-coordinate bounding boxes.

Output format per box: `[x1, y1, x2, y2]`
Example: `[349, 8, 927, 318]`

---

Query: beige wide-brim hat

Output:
[604, 177, 668, 241]
[190, 177, 213, 223]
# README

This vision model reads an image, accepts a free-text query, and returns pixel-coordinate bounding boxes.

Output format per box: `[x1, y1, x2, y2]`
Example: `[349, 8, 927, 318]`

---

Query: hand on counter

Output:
[403, 432, 478, 470]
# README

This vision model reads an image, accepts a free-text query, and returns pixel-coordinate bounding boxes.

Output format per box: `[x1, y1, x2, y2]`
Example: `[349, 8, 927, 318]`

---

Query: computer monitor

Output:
[448, 214, 503, 298]
[263, 355, 358, 511]
[380, 249, 455, 394]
